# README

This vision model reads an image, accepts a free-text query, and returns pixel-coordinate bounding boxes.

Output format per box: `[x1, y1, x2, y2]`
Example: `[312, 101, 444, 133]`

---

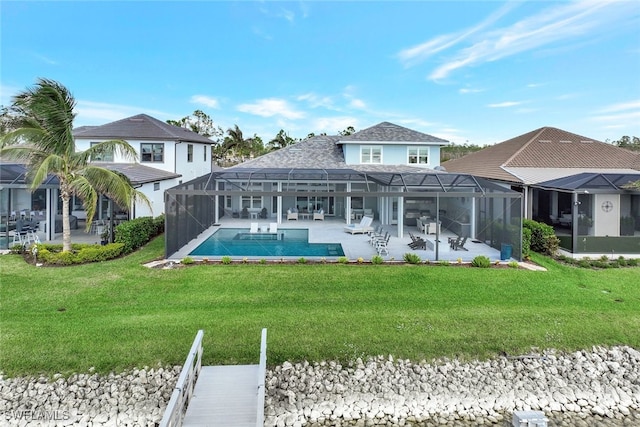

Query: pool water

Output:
[189, 228, 345, 257]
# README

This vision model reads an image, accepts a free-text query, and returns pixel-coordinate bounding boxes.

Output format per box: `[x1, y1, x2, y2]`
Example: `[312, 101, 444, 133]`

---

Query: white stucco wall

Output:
[594, 193, 620, 237]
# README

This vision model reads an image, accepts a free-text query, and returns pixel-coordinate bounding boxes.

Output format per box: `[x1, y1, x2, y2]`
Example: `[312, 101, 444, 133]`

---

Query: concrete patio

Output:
[168, 217, 506, 263]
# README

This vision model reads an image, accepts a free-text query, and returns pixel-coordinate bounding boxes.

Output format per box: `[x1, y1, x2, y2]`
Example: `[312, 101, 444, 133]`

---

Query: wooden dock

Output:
[160, 329, 267, 427]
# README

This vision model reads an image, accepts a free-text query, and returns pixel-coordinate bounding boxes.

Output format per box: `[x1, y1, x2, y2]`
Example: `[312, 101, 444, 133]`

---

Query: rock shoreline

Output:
[1, 346, 639, 426]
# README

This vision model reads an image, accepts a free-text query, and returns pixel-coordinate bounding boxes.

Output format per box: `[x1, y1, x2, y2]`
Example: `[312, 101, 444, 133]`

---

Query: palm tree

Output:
[0, 78, 149, 252]
[267, 129, 296, 151]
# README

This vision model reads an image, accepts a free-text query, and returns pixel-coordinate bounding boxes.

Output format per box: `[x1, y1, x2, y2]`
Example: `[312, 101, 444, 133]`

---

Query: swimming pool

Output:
[188, 228, 345, 258]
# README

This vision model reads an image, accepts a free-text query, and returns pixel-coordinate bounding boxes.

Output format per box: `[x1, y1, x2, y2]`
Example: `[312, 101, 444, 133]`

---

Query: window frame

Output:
[141, 143, 165, 163]
[187, 144, 193, 163]
[360, 146, 382, 164]
[407, 147, 429, 165]
[90, 141, 114, 162]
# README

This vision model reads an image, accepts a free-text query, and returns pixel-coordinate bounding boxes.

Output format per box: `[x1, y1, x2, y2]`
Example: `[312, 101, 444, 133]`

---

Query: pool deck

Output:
[168, 217, 505, 263]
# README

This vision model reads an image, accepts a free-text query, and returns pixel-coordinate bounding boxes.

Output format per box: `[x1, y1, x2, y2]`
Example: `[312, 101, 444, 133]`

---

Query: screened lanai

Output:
[165, 168, 523, 260]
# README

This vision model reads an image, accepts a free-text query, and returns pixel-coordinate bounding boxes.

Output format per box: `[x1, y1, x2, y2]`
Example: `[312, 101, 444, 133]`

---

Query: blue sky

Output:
[1, 1, 639, 146]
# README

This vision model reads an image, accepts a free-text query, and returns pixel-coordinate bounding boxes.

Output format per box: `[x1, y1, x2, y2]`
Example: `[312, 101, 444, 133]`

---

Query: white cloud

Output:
[74, 100, 173, 126]
[411, 1, 639, 80]
[397, 2, 516, 68]
[297, 93, 335, 109]
[237, 98, 305, 119]
[349, 98, 366, 109]
[190, 95, 220, 109]
[598, 100, 640, 113]
[311, 117, 359, 134]
[487, 101, 523, 108]
[459, 87, 484, 94]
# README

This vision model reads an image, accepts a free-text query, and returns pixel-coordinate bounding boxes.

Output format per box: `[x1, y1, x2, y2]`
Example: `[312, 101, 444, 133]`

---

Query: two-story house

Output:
[1, 114, 213, 245]
[73, 114, 213, 219]
[164, 122, 522, 258]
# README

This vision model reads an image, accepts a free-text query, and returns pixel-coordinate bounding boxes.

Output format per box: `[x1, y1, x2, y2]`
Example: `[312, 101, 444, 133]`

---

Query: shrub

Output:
[337, 256, 349, 264]
[508, 261, 520, 268]
[523, 219, 559, 256]
[115, 217, 157, 254]
[221, 256, 232, 265]
[259, 259, 267, 264]
[182, 257, 194, 265]
[370, 255, 384, 265]
[438, 260, 450, 266]
[521, 227, 532, 259]
[627, 258, 638, 267]
[297, 257, 307, 264]
[403, 253, 421, 264]
[34, 243, 125, 265]
[356, 257, 364, 264]
[471, 255, 491, 268]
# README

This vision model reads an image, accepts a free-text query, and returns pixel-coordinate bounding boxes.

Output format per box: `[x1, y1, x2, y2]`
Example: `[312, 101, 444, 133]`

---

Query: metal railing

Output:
[256, 328, 268, 427]
[159, 330, 204, 427]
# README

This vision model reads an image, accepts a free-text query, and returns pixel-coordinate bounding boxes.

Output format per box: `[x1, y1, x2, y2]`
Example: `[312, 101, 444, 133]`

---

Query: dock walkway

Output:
[160, 329, 267, 427]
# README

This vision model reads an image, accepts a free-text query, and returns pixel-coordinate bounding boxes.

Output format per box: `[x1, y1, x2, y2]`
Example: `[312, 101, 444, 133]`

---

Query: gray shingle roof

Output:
[238, 135, 345, 169]
[339, 122, 449, 144]
[73, 114, 214, 144]
[442, 126, 640, 184]
[100, 163, 181, 185]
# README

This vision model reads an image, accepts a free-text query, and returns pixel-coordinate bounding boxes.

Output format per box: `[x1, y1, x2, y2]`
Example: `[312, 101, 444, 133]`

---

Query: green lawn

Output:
[1, 237, 639, 378]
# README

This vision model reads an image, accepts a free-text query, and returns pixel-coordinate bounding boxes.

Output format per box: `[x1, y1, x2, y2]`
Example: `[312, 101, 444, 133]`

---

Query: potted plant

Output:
[578, 215, 593, 235]
[620, 216, 635, 236]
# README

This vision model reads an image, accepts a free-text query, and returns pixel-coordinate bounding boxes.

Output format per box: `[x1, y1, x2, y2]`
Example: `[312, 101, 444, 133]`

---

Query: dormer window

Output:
[408, 147, 429, 165]
[361, 146, 382, 164]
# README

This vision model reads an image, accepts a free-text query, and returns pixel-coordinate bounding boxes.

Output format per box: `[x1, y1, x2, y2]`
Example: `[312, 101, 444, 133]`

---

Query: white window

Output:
[361, 146, 382, 164]
[187, 144, 193, 163]
[408, 147, 429, 165]
[153, 182, 160, 191]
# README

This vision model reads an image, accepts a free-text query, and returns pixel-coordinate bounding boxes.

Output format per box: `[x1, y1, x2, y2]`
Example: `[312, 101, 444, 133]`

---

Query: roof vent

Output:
[538, 140, 551, 143]
[559, 140, 572, 143]
[580, 140, 593, 143]
[129, 118, 144, 122]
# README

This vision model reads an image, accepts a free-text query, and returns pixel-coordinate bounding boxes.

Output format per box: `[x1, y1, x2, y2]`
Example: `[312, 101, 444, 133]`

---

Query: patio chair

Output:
[451, 236, 468, 251]
[343, 215, 374, 234]
[370, 231, 389, 247]
[287, 209, 298, 220]
[250, 223, 259, 233]
[313, 209, 324, 221]
[408, 233, 426, 250]
[269, 222, 278, 233]
[376, 234, 390, 256]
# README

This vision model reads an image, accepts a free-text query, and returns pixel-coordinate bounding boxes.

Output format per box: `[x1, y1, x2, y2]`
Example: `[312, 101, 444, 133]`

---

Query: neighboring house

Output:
[0, 114, 213, 245]
[165, 122, 522, 259]
[442, 126, 640, 255]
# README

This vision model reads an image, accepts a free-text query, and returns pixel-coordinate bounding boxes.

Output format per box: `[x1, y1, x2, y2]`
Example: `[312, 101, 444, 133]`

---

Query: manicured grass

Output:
[1, 237, 639, 377]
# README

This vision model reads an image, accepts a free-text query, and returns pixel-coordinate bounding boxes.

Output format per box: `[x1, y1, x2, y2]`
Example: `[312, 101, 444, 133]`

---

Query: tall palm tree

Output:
[0, 78, 149, 252]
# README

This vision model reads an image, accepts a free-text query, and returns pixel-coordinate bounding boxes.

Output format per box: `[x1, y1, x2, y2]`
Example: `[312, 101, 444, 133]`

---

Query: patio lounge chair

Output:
[269, 222, 278, 233]
[408, 232, 426, 250]
[287, 209, 298, 220]
[343, 215, 374, 235]
[451, 236, 468, 251]
[313, 209, 324, 221]
[250, 223, 259, 233]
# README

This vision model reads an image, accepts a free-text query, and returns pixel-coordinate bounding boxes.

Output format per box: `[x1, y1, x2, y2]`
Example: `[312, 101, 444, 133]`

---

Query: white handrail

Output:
[159, 330, 204, 427]
[256, 328, 268, 427]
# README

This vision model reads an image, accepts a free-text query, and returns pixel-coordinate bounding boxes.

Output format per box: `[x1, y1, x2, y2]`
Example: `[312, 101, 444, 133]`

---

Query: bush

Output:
[114, 217, 159, 254]
[182, 257, 194, 265]
[297, 257, 307, 264]
[508, 261, 520, 268]
[221, 256, 232, 265]
[471, 255, 491, 268]
[35, 243, 125, 265]
[523, 219, 559, 256]
[403, 253, 422, 264]
[521, 227, 532, 259]
[337, 256, 349, 264]
[370, 255, 384, 265]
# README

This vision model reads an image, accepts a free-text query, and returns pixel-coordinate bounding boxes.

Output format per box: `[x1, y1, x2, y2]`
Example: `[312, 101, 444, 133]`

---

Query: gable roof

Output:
[442, 126, 640, 184]
[339, 122, 449, 145]
[239, 135, 345, 169]
[73, 114, 213, 144]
